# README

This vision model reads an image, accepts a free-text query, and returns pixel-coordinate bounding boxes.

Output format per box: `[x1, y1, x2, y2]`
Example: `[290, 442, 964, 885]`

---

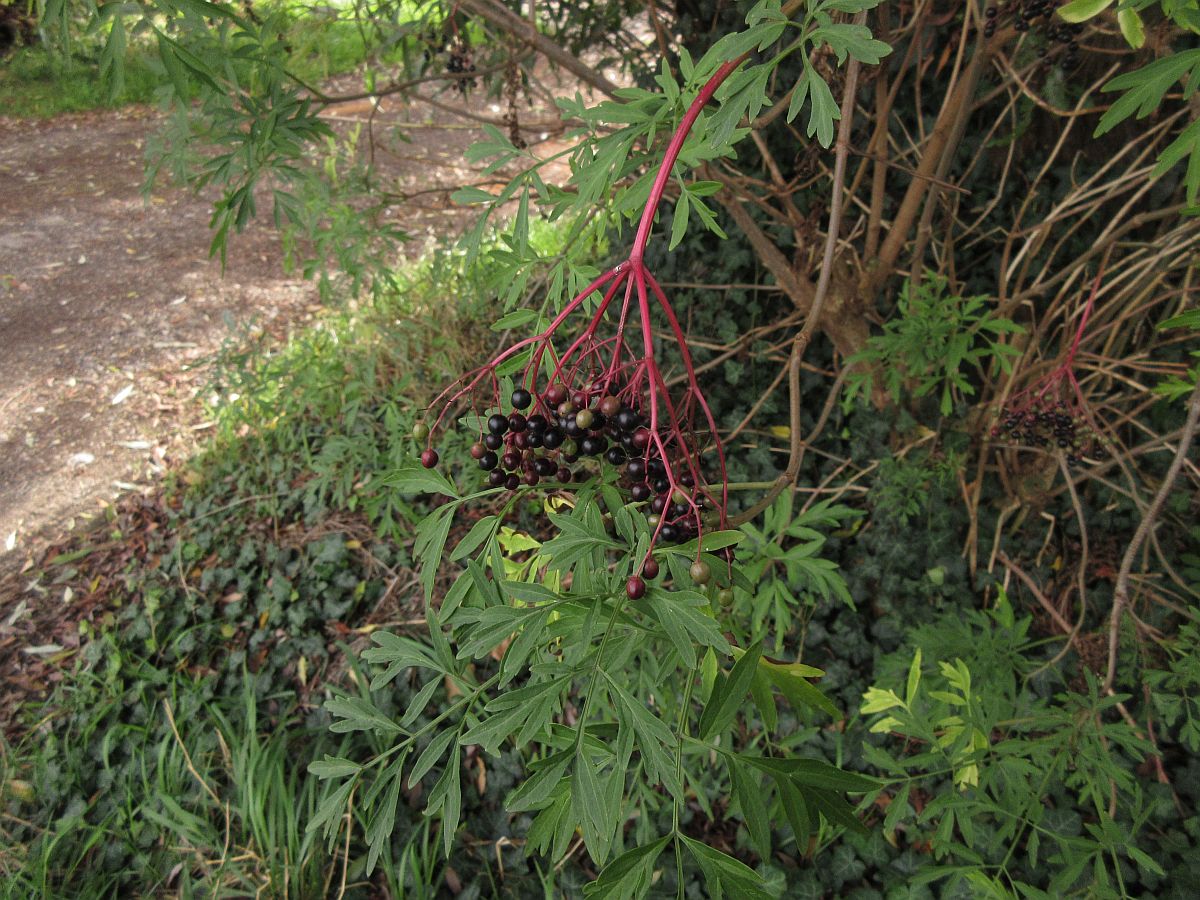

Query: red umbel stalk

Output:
[421, 59, 747, 564]
[994, 269, 1107, 464]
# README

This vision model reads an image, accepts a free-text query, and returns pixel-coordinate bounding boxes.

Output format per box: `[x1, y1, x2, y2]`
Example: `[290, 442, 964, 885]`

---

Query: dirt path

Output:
[0, 99, 493, 565]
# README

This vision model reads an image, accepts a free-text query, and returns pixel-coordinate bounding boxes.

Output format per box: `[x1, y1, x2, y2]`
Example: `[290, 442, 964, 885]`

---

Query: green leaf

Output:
[308, 756, 361, 779]
[604, 673, 681, 793]
[906, 647, 923, 706]
[680, 834, 775, 900]
[730, 758, 772, 859]
[1117, 7, 1145, 48]
[645, 590, 730, 667]
[699, 640, 763, 739]
[583, 835, 671, 899]
[573, 752, 615, 865]
[409, 728, 458, 787]
[427, 743, 461, 856]
[760, 657, 840, 719]
[814, 23, 892, 65]
[450, 515, 498, 561]
[1057, 0, 1114, 23]
[325, 695, 403, 735]
[382, 463, 460, 498]
[670, 190, 691, 251]
[507, 752, 572, 812]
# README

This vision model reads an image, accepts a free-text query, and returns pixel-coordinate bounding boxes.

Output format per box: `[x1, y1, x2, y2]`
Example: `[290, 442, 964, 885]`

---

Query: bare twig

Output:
[1104, 377, 1200, 691]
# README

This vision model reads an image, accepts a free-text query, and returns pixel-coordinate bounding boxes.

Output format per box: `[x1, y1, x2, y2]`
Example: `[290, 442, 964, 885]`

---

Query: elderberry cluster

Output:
[993, 399, 1092, 465]
[983, 1, 1083, 68]
[446, 41, 477, 94]
[417, 378, 725, 546]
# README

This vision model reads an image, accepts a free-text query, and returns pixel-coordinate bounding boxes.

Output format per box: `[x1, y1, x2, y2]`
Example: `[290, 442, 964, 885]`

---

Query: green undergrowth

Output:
[2, 215, 1199, 896]
[0, 2, 381, 119]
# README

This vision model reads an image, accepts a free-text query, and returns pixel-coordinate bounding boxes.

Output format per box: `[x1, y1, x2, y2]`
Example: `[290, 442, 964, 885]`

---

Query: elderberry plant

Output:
[308, 6, 892, 893]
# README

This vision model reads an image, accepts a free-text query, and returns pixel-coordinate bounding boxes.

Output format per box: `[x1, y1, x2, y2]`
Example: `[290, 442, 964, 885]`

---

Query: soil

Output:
[0, 94, 513, 569]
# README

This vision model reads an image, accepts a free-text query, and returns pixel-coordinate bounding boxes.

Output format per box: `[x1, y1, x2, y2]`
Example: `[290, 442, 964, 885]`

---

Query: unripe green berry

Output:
[412, 422, 430, 440]
[689, 560, 711, 585]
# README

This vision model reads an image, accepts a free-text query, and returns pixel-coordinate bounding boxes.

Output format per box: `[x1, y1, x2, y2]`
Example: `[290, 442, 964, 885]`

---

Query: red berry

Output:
[420, 449, 439, 468]
[545, 384, 568, 406]
[626, 576, 646, 600]
[599, 396, 621, 417]
[643, 558, 659, 579]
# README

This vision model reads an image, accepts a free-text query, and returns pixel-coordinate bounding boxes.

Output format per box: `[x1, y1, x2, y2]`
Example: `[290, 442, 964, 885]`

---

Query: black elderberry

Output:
[651, 496, 667, 513]
[508, 413, 527, 433]
[488, 414, 508, 435]
[616, 408, 639, 432]
[564, 418, 584, 438]
[478, 451, 499, 471]
[484, 433, 503, 451]
[580, 435, 606, 456]
[523, 470, 540, 486]
[536, 458, 556, 477]
[527, 414, 547, 433]
[653, 478, 670, 494]
[502, 451, 521, 470]
[545, 384, 568, 406]
[605, 447, 627, 465]
[672, 502, 689, 518]
[543, 429, 564, 450]
[488, 470, 506, 488]
[660, 524, 679, 543]
[526, 431, 543, 449]
[556, 466, 571, 483]
[627, 459, 647, 479]
[985, 5, 997, 16]
[511, 388, 532, 410]
[630, 483, 651, 502]
[648, 459, 666, 477]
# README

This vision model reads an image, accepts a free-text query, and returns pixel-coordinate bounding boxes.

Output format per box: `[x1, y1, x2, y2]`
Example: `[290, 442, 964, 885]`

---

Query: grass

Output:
[0, 46, 163, 118]
[0, 2, 397, 119]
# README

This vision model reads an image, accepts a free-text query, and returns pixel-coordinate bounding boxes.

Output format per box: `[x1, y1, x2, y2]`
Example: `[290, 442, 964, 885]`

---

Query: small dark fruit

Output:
[650, 496, 667, 514]
[543, 429, 564, 450]
[626, 576, 647, 600]
[502, 451, 521, 470]
[420, 448, 439, 468]
[605, 446, 627, 465]
[511, 388, 532, 410]
[632, 427, 650, 450]
[643, 557, 659, 579]
[660, 524, 679, 543]
[469, 443, 486, 459]
[484, 433, 503, 451]
[527, 414, 548, 433]
[627, 459, 646, 479]
[536, 458, 556, 477]
[505, 474, 520, 490]
[488, 470, 506, 488]
[556, 466, 571, 483]
[478, 451, 499, 471]
[630, 483, 651, 502]
[599, 396, 622, 417]
[571, 390, 588, 408]
[508, 413, 527, 433]
[526, 431, 543, 449]
[488, 414, 509, 435]
[689, 560, 711, 585]
[545, 384, 568, 406]
[616, 408, 639, 432]
[523, 470, 540, 486]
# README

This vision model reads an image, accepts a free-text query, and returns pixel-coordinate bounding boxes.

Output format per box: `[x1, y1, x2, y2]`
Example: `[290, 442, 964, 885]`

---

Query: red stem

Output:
[629, 58, 747, 264]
